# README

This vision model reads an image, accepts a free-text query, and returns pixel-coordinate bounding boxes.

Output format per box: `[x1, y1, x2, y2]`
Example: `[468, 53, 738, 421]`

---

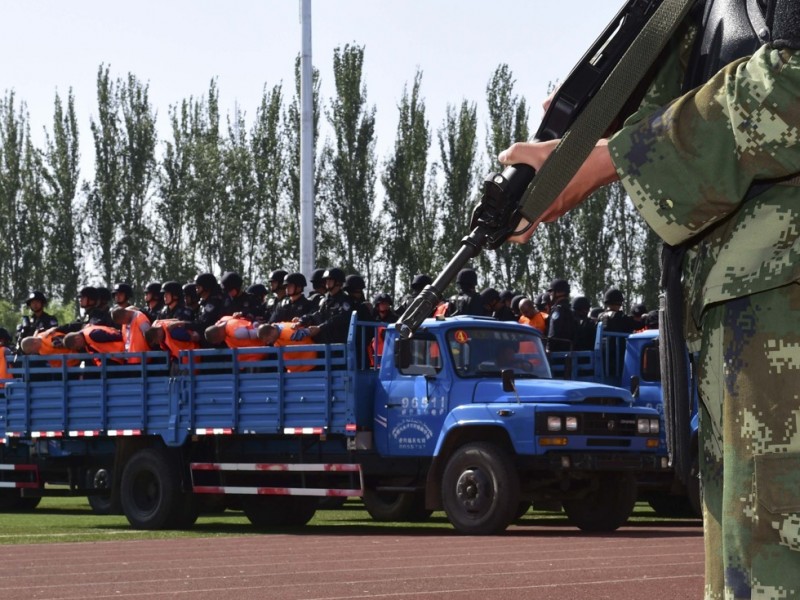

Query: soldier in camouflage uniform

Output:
[497, 1, 800, 597]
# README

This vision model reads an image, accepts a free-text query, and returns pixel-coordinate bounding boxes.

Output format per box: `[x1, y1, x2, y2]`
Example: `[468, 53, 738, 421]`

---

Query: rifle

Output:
[397, 0, 695, 339]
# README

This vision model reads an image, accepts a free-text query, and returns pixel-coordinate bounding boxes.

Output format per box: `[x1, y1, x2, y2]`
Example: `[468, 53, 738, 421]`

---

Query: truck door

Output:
[382, 335, 451, 456]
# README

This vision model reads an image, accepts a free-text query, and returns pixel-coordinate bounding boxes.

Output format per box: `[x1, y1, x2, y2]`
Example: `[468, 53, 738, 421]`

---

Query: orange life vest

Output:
[153, 320, 200, 363]
[519, 312, 547, 335]
[218, 316, 264, 363]
[273, 322, 316, 373]
[123, 310, 152, 363]
[0, 348, 11, 387]
[35, 327, 79, 368]
[82, 325, 125, 364]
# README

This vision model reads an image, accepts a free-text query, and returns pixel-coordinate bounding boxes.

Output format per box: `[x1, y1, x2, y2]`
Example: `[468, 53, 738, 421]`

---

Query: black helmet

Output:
[603, 287, 625, 306]
[535, 292, 551, 311]
[310, 268, 326, 286]
[183, 282, 199, 300]
[162, 281, 183, 297]
[632, 302, 648, 317]
[26, 290, 48, 306]
[220, 271, 243, 292]
[112, 282, 133, 298]
[194, 273, 217, 290]
[283, 272, 307, 288]
[322, 267, 346, 284]
[96, 287, 112, 304]
[344, 274, 365, 292]
[571, 296, 591, 313]
[548, 278, 570, 295]
[479, 287, 500, 305]
[373, 292, 393, 306]
[411, 274, 432, 291]
[246, 283, 268, 297]
[79, 286, 99, 301]
[145, 282, 162, 295]
[511, 294, 526, 313]
[456, 268, 478, 288]
[0, 327, 12, 346]
[269, 269, 288, 284]
[499, 290, 515, 303]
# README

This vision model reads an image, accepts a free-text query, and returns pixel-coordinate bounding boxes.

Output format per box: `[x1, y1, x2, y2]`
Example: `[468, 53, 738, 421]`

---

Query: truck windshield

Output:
[446, 327, 551, 379]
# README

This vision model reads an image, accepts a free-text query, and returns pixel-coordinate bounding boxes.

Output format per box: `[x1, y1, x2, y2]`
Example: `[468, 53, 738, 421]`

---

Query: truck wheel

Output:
[120, 448, 195, 530]
[242, 495, 317, 528]
[86, 468, 121, 515]
[0, 490, 41, 511]
[647, 494, 697, 518]
[563, 472, 637, 532]
[363, 490, 432, 522]
[441, 442, 519, 535]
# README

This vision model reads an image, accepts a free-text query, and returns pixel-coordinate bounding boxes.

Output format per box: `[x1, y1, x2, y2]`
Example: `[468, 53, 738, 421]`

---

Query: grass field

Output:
[0, 497, 700, 545]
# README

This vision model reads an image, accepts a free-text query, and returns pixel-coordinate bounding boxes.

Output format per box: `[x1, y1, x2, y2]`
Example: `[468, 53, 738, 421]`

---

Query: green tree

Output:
[438, 100, 480, 256]
[573, 185, 617, 306]
[157, 98, 198, 282]
[249, 84, 285, 279]
[319, 44, 378, 286]
[41, 90, 81, 302]
[0, 91, 29, 304]
[484, 64, 540, 295]
[380, 70, 433, 296]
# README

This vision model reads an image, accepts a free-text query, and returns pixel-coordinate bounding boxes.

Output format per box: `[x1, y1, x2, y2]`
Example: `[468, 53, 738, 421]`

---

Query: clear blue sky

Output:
[0, 0, 621, 175]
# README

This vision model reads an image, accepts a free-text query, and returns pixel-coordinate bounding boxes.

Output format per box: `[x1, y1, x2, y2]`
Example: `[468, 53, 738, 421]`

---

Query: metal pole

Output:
[299, 0, 315, 280]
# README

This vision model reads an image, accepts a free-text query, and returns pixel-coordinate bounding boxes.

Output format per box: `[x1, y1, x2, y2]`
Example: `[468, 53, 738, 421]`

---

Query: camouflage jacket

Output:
[609, 27, 800, 329]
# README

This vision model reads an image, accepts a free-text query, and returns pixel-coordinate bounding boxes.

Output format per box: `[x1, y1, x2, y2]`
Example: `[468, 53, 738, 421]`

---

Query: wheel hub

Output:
[455, 468, 492, 514]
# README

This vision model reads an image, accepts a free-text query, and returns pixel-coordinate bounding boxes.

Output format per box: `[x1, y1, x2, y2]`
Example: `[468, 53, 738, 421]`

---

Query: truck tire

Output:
[86, 468, 121, 515]
[441, 442, 520, 535]
[0, 490, 40, 511]
[562, 472, 637, 532]
[362, 490, 432, 522]
[120, 448, 196, 530]
[242, 495, 317, 528]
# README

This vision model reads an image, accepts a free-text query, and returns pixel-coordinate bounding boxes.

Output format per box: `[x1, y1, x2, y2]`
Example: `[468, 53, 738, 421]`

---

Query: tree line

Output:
[0, 44, 661, 330]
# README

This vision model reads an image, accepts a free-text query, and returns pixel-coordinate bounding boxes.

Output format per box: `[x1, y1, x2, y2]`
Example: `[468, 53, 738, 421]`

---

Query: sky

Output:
[0, 0, 622, 176]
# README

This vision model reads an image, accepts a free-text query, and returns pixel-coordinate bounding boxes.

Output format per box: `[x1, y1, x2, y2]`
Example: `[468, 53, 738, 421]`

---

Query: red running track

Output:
[0, 523, 703, 600]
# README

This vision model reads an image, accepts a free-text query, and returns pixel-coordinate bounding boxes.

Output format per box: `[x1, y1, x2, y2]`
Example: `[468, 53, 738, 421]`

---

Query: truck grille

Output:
[583, 413, 638, 436]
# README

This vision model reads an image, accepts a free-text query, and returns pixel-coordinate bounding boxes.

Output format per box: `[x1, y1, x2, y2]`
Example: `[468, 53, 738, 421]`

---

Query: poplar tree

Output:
[42, 90, 80, 302]
[485, 65, 540, 295]
[318, 44, 377, 285]
[381, 70, 434, 296]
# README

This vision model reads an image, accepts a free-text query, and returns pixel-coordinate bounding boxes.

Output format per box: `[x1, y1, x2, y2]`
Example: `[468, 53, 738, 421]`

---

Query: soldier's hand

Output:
[498, 139, 617, 243]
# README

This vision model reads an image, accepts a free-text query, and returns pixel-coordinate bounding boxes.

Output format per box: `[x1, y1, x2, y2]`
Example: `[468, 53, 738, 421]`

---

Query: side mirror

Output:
[395, 338, 411, 370]
[502, 369, 516, 393]
[630, 374, 640, 398]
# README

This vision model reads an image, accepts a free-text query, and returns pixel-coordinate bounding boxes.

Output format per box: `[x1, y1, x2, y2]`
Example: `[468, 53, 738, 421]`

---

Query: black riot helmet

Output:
[548, 278, 570, 296]
[283, 272, 307, 289]
[344, 274, 366, 292]
[322, 267, 346, 285]
[220, 271, 243, 292]
[310, 268, 326, 288]
[373, 292, 393, 306]
[112, 282, 134, 299]
[603, 287, 625, 307]
[183, 282, 199, 301]
[162, 281, 183, 298]
[145, 282, 162, 295]
[246, 283, 268, 298]
[456, 268, 478, 289]
[194, 273, 218, 292]
[79, 286, 99, 302]
[26, 290, 48, 306]
[96, 287, 112, 306]
[411, 274, 432, 291]
[269, 269, 288, 284]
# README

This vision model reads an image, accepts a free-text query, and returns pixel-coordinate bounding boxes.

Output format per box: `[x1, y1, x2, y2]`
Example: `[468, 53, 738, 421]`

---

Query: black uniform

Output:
[190, 292, 225, 347]
[301, 290, 354, 344]
[158, 303, 195, 322]
[222, 291, 259, 320]
[547, 299, 576, 352]
[493, 305, 517, 322]
[270, 294, 315, 323]
[143, 302, 165, 323]
[599, 309, 635, 376]
[447, 291, 484, 317]
[16, 312, 59, 348]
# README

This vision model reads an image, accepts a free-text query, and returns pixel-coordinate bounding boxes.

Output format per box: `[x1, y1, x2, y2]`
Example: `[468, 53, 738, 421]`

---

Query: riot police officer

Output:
[112, 283, 135, 309]
[264, 269, 288, 321]
[182, 283, 200, 321]
[396, 274, 432, 315]
[143, 282, 164, 322]
[447, 269, 483, 316]
[16, 291, 59, 349]
[220, 271, 258, 319]
[300, 267, 353, 344]
[158, 281, 195, 322]
[307, 269, 327, 309]
[372, 293, 398, 323]
[190, 273, 224, 347]
[270, 272, 314, 323]
[546, 278, 576, 352]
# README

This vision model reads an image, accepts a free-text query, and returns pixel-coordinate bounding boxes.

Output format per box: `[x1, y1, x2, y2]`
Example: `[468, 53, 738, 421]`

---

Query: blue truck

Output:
[0, 315, 665, 534]
[549, 326, 700, 517]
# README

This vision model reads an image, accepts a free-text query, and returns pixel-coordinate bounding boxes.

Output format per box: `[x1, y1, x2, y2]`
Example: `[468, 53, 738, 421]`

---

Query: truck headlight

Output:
[547, 416, 562, 432]
[637, 418, 650, 434]
[650, 419, 660, 433]
[565, 416, 578, 432]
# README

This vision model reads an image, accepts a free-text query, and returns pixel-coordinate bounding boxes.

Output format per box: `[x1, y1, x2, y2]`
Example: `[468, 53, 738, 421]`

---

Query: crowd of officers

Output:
[0, 266, 658, 378]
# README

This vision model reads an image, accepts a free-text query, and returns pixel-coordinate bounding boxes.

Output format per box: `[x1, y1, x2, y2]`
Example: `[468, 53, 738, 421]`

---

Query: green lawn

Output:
[0, 497, 699, 545]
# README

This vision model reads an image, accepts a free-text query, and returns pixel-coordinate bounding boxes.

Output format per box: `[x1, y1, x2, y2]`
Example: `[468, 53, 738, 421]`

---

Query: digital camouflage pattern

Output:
[607, 24, 800, 600]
